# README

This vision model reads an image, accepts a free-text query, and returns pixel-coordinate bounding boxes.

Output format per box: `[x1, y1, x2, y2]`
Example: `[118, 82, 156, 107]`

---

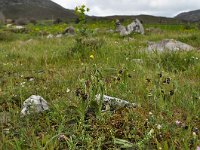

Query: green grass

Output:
[0, 22, 200, 149]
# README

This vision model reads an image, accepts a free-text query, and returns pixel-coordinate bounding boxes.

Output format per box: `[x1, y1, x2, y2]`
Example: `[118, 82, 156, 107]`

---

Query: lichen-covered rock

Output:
[21, 95, 49, 116]
[95, 94, 137, 111]
[147, 39, 194, 51]
[134, 19, 144, 34]
[115, 18, 144, 36]
[115, 20, 126, 33]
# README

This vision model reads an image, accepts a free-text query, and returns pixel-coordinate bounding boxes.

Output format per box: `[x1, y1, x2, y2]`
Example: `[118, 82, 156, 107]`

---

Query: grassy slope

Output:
[0, 22, 200, 149]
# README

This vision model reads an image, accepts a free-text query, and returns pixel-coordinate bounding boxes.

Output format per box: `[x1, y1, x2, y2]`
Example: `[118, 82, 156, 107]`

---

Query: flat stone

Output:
[95, 94, 137, 111]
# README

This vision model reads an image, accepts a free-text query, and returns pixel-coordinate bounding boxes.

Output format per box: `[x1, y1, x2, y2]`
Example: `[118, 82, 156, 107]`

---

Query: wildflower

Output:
[58, 134, 68, 142]
[170, 90, 174, 96]
[158, 72, 162, 78]
[20, 82, 26, 87]
[196, 146, 200, 150]
[149, 129, 154, 136]
[193, 132, 197, 138]
[148, 92, 153, 97]
[163, 77, 171, 84]
[66, 88, 70, 93]
[157, 124, 162, 130]
[149, 112, 153, 115]
[119, 70, 123, 74]
[3, 128, 10, 135]
[90, 54, 94, 59]
[29, 78, 34, 82]
[128, 74, 132, 78]
[175, 120, 181, 126]
[146, 78, 151, 83]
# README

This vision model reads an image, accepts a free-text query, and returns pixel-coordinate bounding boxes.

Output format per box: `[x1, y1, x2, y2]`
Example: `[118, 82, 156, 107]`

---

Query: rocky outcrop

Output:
[115, 19, 144, 36]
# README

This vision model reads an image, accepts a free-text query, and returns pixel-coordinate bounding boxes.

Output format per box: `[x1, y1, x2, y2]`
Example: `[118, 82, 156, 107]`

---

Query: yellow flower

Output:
[90, 55, 94, 59]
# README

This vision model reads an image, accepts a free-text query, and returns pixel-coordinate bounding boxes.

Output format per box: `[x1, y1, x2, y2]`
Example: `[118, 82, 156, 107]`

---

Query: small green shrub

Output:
[71, 37, 105, 58]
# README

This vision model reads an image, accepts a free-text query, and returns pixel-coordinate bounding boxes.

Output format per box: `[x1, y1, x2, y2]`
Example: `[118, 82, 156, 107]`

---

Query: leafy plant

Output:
[75, 5, 90, 36]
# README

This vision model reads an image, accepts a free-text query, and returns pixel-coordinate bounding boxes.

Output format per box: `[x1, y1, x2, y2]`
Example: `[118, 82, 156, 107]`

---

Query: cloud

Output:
[51, 0, 200, 17]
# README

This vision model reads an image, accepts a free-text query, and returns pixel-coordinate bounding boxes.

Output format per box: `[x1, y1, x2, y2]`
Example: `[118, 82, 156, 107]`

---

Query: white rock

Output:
[115, 18, 145, 36]
[56, 34, 63, 38]
[95, 94, 137, 111]
[147, 39, 194, 52]
[47, 34, 54, 39]
[21, 95, 49, 116]
[15, 26, 25, 29]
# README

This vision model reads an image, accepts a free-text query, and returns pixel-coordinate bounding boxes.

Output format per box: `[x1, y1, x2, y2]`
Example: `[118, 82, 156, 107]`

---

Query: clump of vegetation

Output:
[71, 5, 105, 58]
[71, 37, 105, 58]
[74, 5, 90, 36]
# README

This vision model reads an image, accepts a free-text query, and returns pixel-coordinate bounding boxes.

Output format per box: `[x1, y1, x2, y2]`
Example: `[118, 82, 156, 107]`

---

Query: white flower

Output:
[175, 120, 181, 126]
[66, 88, 70, 93]
[157, 124, 162, 130]
[149, 112, 153, 115]
[193, 132, 197, 138]
[29, 78, 34, 82]
[20, 82, 26, 87]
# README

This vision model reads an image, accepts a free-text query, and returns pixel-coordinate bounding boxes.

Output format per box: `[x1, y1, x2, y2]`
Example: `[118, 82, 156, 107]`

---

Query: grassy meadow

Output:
[0, 21, 200, 149]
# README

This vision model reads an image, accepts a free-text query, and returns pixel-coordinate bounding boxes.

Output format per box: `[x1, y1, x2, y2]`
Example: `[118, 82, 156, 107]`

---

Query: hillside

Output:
[91, 14, 181, 24]
[0, 0, 76, 21]
[175, 9, 200, 22]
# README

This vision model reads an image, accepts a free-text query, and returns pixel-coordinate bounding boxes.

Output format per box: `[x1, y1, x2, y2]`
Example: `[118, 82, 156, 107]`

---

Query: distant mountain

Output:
[0, 0, 76, 21]
[175, 9, 200, 22]
[0, 0, 184, 24]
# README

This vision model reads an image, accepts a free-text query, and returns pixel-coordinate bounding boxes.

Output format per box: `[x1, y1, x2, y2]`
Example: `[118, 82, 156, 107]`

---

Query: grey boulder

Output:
[115, 19, 144, 36]
[147, 39, 194, 52]
[63, 26, 75, 35]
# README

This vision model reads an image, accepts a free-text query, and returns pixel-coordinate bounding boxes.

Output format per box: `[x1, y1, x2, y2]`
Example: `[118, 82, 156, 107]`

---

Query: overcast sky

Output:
[51, 0, 200, 17]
